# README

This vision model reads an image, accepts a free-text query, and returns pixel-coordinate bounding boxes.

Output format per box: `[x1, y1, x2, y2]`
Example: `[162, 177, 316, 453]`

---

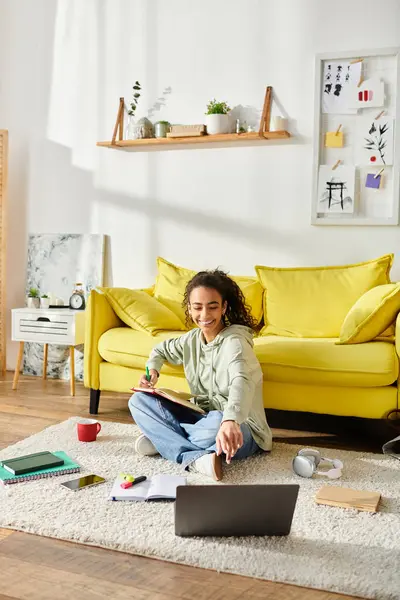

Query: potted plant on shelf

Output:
[27, 287, 40, 309]
[40, 294, 50, 309]
[205, 99, 231, 135]
[154, 121, 171, 138]
[126, 81, 154, 139]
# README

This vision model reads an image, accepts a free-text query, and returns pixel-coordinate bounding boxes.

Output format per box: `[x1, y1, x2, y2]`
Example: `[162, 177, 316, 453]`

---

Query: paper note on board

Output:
[365, 173, 382, 189]
[322, 60, 362, 114]
[356, 116, 394, 166]
[348, 77, 385, 109]
[325, 131, 344, 148]
[317, 165, 355, 214]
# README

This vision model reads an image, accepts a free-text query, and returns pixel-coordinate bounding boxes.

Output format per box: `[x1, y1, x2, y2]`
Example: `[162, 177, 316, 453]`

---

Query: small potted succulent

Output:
[27, 287, 40, 309]
[154, 120, 171, 138]
[205, 99, 231, 135]
[40, 294, 50, 309]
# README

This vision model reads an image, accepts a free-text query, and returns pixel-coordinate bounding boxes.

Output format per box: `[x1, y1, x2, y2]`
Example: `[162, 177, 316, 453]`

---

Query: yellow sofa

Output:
[84, 256, 400, 419]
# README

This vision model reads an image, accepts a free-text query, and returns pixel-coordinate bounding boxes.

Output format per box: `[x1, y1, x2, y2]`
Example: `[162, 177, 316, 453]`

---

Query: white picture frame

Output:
[311, 47, 400, 226]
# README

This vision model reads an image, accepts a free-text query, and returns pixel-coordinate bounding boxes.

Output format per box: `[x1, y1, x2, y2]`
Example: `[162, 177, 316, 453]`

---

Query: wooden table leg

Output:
[43, 343, 48, 380]
[70, 346, 75, 396]
[12, 341, 24, 390]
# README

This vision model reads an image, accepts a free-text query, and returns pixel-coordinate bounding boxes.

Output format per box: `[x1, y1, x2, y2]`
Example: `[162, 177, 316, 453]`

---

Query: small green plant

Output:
[128, 81, 141, 116]
[41, 294, 49, 299]
[28, 287, 39, 298]
[155, 120, 170, 125]
[205, 99, 231, 115]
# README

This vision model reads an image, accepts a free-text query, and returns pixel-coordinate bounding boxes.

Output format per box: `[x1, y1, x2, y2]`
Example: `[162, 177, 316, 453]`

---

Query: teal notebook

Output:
[0, 451, 80, 485]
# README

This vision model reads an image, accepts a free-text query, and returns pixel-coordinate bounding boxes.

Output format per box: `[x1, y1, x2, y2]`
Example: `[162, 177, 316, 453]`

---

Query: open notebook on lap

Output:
[175, 484, 299, 537]
[131, 387, 205, 414]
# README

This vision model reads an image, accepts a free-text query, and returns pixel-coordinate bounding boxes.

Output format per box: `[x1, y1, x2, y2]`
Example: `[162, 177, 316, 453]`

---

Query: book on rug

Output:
[0, 450, 64, 475]
[315, 485, 381, 512]
[130, 387, 205, 414]
[0, 451, 80, 485]
[110, 473, 186, 502]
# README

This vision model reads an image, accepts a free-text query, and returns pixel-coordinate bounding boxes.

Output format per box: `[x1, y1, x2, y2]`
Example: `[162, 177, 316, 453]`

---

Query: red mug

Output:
[77, 419, 101, 442]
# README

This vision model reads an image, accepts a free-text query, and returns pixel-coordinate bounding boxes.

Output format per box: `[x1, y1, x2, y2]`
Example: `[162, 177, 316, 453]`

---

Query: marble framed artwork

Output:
[23, 234, 105, 381]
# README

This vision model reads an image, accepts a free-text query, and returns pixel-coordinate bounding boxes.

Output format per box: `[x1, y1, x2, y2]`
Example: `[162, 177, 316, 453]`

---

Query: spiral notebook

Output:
[0, 451, 80, 485]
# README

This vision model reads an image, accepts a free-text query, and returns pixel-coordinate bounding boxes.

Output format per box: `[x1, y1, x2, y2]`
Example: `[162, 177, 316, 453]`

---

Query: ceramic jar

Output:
[205, 114, 230, 135]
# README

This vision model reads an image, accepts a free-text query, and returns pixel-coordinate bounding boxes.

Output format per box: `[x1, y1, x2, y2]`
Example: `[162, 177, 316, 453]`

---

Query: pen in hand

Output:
[143, 366, 158, 388]
[145, 366, 151, 383]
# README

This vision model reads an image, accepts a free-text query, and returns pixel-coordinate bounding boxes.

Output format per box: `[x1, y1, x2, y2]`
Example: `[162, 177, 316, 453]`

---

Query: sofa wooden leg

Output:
[90, 389, 101, 415]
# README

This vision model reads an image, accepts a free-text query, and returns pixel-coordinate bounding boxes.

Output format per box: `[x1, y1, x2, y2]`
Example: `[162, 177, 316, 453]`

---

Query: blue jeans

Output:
[128, 392, 260, 469]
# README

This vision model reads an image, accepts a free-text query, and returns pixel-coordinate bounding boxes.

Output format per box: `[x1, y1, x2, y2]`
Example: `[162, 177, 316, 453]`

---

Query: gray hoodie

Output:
[146, 325, 272, 451]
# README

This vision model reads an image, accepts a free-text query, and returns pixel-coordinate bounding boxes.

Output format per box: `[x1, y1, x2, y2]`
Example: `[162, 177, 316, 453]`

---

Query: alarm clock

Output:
[69, 292, 85, 310]
[69, 283, 86, 310]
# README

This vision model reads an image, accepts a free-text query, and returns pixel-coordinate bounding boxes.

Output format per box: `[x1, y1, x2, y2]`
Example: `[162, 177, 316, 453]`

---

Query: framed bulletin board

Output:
[311, 48, 400, 225]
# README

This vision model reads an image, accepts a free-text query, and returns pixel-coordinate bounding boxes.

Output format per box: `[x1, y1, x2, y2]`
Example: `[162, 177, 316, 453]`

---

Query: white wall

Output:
[1, 0, 400, 369]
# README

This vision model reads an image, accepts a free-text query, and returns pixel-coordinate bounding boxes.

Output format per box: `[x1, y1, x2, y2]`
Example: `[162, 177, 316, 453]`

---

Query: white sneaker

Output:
[134, 434, 159, 456]
[189, 452, 223, 481]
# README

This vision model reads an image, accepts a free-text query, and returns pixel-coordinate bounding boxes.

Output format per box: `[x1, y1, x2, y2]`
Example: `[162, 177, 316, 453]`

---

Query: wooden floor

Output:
[0, 373, 363, 600]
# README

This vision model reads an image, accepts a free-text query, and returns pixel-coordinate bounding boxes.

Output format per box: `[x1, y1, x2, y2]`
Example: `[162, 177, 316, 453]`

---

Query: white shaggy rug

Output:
[0, 418, 399, 600]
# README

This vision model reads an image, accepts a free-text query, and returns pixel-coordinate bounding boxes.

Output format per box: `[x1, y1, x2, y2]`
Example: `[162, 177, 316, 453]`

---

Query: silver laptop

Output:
[175, 484, 299, 537]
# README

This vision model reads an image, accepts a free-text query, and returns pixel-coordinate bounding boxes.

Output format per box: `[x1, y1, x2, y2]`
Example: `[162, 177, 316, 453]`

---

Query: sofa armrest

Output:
[84, 289, 122, 390]
[396, 312, 400, 359]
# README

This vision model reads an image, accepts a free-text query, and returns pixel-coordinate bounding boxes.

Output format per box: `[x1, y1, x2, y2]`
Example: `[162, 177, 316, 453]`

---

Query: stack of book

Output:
[315, 485, 381, 512]
[167, 124, 206, 138]
[0, 450, 80, 485]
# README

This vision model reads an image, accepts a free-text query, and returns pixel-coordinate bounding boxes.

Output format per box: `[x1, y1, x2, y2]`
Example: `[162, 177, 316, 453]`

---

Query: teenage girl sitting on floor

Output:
[128, 269, 272, 481]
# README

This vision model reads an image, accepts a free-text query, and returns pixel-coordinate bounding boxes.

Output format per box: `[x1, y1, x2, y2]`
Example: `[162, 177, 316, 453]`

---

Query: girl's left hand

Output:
[216, 421, 243, 464]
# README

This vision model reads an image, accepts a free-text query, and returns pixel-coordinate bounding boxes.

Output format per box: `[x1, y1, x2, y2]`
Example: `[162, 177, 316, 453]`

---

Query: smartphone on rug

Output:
[60, 474, 105, 491]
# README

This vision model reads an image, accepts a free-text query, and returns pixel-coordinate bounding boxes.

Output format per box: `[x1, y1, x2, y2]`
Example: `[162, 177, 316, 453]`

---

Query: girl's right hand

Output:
[138, 369, 159, 388]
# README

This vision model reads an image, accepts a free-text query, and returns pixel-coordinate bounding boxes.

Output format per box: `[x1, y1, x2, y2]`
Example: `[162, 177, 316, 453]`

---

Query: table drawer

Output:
[12, 312, 76, 344]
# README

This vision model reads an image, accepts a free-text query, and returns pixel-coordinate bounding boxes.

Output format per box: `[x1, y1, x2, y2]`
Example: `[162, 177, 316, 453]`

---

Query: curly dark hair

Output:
[182, 269, 257, 330]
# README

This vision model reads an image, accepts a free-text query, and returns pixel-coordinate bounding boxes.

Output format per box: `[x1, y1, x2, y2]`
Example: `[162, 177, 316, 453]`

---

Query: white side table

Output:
[11, 308, 85, 396]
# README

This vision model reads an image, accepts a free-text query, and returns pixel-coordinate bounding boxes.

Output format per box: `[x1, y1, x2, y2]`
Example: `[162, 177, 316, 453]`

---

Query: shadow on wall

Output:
[147, 86, 172, 120]
[44, 0, 398, 283]
[46, 0, 302, 279]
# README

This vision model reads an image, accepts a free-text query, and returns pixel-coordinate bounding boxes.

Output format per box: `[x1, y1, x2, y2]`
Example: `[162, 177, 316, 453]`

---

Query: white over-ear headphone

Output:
[292, 448, 343, 479]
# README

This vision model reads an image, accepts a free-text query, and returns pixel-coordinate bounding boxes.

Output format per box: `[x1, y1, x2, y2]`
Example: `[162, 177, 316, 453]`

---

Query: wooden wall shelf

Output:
[97, 130, 290, 150]
[97, 86, 291, 152]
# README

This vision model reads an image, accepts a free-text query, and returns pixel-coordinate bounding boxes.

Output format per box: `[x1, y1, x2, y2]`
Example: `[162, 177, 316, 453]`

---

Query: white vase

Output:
[40, 298, 50, 309]
[271, 116, 287, 131]
[126, 116, 154, 140]
[205, 114, 230, 135]
[27, 297, 40, 309]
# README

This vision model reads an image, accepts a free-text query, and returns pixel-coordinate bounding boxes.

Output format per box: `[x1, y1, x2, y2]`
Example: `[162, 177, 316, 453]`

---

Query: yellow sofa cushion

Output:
[262, 381, 396, 419]
[255, 254, 393, 338]
[99, 326, 398, 389]
[254, 335, 398, 387]
[98, 328, 184, 374]
[154, 257, 264, 327]
[99, 288, 186, 335]
[337, 283, 400, 344]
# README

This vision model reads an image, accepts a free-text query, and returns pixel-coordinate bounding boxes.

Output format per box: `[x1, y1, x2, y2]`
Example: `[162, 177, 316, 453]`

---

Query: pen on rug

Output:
[120, 476, 147, 489]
